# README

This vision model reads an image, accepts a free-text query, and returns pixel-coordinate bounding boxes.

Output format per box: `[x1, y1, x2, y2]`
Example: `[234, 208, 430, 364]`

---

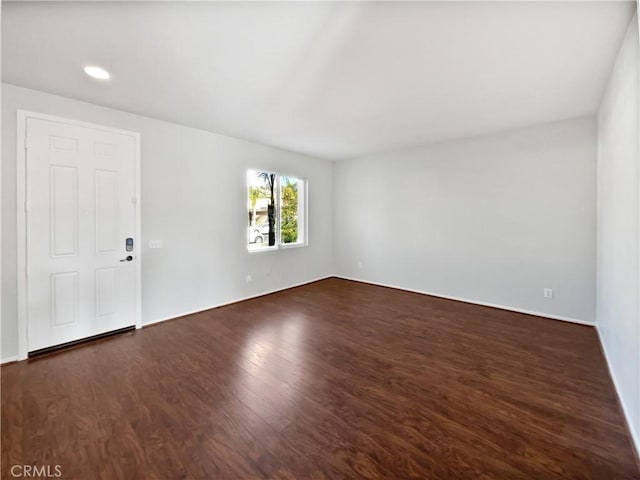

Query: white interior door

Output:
[26, 117, 138, 352]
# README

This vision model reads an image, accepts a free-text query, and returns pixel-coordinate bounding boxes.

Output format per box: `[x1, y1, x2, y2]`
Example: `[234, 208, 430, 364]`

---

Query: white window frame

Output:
[247, 170, 307, 253]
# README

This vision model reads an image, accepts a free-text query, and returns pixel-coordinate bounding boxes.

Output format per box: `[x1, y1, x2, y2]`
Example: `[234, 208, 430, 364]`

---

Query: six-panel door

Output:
[26, 118, 137, 352]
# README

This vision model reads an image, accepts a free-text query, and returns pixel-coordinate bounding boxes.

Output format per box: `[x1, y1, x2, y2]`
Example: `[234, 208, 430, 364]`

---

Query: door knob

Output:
[120, 256, 133, 262]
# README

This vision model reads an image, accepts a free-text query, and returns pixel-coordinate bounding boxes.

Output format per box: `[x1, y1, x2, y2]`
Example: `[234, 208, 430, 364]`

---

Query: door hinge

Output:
[131, 196, 137, 205]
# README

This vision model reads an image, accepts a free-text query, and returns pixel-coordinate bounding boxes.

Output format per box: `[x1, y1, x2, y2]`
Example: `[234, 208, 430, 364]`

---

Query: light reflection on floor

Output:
[236, 314, 308, 418]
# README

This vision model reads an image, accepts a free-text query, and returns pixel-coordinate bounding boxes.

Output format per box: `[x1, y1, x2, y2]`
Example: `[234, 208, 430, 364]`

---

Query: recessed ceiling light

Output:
[84, 65, 110, 80]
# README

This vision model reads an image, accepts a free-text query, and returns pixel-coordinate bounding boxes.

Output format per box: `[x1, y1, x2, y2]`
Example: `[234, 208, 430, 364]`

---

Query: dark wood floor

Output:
[2, 278, 639, 479]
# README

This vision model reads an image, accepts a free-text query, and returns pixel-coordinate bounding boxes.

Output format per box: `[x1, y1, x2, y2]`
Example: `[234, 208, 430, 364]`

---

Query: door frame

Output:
[16, 110, 142, 360]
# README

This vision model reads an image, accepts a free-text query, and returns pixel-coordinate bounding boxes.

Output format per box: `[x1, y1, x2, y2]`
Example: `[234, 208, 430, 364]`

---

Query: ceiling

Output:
[2, 1, 636, 160]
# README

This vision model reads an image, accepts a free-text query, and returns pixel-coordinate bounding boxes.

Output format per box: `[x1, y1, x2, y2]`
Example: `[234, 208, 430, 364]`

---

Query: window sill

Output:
[247, 242, 307, 253]
[279, 242, 307, 250]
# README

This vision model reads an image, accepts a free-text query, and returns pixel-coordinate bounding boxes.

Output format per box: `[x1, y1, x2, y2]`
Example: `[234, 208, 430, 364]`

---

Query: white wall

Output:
[597, 13, 640, 452]
[1, 83, 333, 361]
[334, 116, 597, 323]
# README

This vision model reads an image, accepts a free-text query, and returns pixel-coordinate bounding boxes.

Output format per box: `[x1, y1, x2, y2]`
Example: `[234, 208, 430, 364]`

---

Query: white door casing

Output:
[17, 111, 141, 357]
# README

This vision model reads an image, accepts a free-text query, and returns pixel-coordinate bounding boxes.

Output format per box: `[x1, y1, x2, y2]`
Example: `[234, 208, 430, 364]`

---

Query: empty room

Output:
[1, 1, 639, 478]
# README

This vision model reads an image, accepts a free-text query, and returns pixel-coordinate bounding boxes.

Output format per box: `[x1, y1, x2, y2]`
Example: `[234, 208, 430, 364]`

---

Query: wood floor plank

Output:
[2, 278, 639, 479]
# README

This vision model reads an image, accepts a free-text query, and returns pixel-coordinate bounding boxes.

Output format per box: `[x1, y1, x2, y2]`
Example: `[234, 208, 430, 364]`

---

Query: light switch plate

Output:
[149, 240, 163, 249]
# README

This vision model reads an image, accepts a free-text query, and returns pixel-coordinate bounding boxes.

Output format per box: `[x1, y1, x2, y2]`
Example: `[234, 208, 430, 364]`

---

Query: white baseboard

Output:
[1, 356, 19, 365]
[143, 275, 333, 327]
[596, 325, 640, 456]
[3, 273, 595, 364]
[334, 275, 595, 327]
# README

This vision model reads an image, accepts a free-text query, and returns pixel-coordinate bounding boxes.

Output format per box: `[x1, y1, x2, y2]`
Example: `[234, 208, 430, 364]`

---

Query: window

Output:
[247, 170, 305, 251]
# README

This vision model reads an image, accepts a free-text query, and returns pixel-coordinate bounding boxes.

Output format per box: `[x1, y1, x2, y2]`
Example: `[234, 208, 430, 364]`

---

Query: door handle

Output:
[120, 256, 134, 262]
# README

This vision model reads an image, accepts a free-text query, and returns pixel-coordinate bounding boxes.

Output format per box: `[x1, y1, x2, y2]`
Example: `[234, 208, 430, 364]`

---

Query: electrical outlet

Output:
[543, 288, 553, 299]
[357, 261, 363, 269]
[246, 275, 253, 284]
[149, 240, 163, 249]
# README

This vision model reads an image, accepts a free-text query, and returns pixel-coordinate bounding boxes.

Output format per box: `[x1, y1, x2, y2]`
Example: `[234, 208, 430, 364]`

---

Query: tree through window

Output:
[247, 170, 305, 250]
